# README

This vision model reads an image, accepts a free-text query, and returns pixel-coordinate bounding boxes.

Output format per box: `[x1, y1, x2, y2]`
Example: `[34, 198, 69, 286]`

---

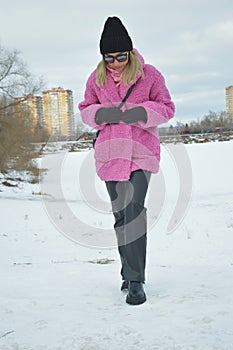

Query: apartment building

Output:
[43, 87, 75, 137]
[14, 94, 44, 128]
[226, 85, 233, 120]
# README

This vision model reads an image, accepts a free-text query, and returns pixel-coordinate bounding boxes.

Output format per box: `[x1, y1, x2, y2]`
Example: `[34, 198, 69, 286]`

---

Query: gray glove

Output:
[95, 107, 124, 125]
[122, 107, 147, 124]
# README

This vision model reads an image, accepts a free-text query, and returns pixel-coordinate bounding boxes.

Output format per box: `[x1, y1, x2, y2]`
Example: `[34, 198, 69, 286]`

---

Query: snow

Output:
[0, 141, 233, 350]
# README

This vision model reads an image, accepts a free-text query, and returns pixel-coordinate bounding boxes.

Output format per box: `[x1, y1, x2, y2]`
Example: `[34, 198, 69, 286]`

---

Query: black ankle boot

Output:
[121, 280, 129, 291]
[126, 281, 146, 305]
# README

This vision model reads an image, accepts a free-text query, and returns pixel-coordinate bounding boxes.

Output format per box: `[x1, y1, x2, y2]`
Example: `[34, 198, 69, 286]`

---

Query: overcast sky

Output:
[1, 0, 233, 123]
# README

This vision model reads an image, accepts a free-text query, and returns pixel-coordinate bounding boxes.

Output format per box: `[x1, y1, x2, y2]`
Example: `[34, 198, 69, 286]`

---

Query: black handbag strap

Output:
[117, 82, 136, 109]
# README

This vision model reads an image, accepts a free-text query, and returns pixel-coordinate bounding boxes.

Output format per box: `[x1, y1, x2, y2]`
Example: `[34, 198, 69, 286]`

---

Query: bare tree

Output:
[0, 43, 44, 99]
[0, 43, 45, 181]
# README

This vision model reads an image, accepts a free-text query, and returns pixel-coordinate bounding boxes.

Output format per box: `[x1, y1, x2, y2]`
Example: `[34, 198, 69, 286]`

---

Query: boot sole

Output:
[126, 293, 146, 305]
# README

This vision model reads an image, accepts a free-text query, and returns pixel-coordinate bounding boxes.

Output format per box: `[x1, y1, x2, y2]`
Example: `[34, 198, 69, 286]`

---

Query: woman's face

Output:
[104, 51, 129, 73]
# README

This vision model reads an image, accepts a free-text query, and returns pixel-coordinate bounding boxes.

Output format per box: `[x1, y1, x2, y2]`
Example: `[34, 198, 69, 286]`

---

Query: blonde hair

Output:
[96, 51, 144, 87]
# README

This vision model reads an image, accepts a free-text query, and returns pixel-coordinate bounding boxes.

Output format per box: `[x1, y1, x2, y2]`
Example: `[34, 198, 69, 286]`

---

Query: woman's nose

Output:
[112, 61, 121, 68]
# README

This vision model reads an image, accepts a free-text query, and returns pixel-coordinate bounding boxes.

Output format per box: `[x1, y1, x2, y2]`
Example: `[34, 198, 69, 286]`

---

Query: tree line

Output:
[159, 110, 233, 136]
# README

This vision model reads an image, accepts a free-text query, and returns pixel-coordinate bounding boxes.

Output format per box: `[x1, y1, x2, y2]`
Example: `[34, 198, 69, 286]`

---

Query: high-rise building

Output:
[43, 87, 75, 137]
[14, 94, 44, 128]
[226, 85, 233, 120]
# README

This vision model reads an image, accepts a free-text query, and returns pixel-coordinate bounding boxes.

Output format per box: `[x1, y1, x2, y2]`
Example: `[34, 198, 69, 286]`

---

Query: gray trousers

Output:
[105, 170, 151, 282]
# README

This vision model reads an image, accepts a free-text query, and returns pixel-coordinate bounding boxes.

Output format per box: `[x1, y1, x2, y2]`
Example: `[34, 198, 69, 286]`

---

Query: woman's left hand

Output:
[122, 106, 147, 124]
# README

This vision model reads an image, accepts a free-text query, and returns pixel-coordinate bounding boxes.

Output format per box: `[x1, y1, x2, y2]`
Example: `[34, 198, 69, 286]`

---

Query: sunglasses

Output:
[103, 52, 128, 64]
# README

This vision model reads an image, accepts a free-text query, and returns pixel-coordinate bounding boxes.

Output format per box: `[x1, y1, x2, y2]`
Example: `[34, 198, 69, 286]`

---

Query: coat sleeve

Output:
[78, 73, 105, 130]
[136, 73, 175, 129]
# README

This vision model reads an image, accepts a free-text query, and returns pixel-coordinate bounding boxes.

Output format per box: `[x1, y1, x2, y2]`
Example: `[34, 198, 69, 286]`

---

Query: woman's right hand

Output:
[95, 107, 123, 125]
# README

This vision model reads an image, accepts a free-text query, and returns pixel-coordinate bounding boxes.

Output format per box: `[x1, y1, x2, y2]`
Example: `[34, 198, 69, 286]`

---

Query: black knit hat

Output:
[100, 16, 133, 54]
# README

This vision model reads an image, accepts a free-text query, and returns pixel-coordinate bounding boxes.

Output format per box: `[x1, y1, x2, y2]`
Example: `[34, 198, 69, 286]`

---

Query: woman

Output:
[78, 16, 175, 305]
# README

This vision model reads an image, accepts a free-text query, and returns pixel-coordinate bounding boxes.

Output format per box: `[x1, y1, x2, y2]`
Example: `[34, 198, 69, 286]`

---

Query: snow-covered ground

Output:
[0, 141, 233, 350]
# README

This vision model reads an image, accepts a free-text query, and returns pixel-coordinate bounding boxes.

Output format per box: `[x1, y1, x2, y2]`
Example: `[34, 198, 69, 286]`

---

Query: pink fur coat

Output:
[78, 49, 175, 181]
